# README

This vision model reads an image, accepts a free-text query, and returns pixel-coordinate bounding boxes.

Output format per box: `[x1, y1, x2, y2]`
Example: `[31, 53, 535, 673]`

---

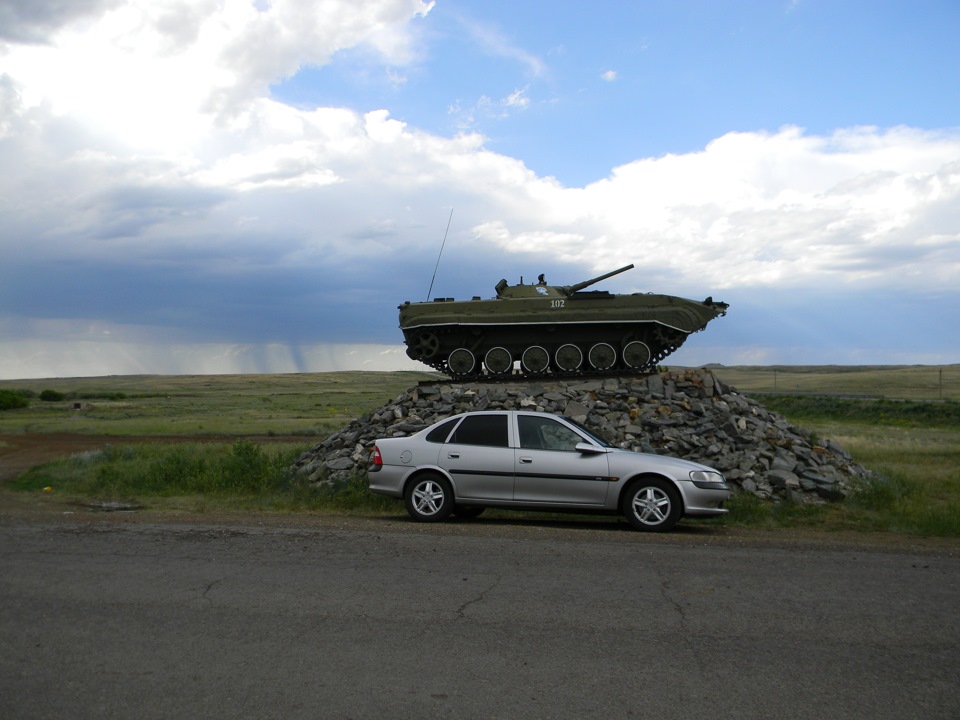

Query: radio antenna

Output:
[426, 208, 454, 301]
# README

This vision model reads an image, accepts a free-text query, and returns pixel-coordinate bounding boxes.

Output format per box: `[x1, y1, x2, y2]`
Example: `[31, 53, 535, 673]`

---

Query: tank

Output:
[399, 263, 728, 378]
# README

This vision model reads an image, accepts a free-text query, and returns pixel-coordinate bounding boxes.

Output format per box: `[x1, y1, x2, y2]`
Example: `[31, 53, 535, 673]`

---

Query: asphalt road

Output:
[1, 514, 958, 720]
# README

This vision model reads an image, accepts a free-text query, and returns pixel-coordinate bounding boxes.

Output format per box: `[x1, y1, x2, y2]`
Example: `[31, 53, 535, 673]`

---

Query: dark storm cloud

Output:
[92, 185, 233, 239]
[0, 256, 360, 344]
[0, 0, 120, 43]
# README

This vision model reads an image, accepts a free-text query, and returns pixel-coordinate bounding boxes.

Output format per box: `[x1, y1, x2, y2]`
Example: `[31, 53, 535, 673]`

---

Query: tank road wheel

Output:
[410, 332, 440, 360]
[554, 344, 583, 373]
[588, 342, 617, 371]
[447, 348, 476, 378]
[622, 341, 652, 370]
[484, 346, 513, 376]
[521, 345, 550, 374]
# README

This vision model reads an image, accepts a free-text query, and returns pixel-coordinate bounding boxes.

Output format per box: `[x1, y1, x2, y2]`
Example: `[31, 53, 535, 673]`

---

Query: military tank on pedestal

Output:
[399, 263, 728, 379]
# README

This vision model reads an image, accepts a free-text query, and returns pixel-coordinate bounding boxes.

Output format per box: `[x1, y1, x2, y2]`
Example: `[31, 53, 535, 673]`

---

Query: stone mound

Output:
[291, 368, 873, 502]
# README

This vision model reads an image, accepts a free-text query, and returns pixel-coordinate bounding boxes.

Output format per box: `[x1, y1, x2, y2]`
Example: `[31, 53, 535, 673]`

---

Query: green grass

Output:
[718, 405, 960, 536]
[756, 395, 960, 427]
[12, 439, 398, 515]
[0, 371, 437, 436]
[710, 364, 960, 401]
[4, 368, 960, 538]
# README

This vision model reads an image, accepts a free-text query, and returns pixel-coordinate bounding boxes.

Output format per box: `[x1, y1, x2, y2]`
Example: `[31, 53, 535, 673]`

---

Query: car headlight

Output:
[689, 470, 725, 483]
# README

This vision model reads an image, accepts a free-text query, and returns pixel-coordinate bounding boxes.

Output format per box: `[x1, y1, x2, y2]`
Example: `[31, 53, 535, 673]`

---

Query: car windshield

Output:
[563, 416, 611, 447]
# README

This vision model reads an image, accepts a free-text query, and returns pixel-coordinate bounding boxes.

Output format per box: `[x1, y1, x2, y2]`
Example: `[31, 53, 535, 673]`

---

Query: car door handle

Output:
[519, 457, 533, 464]
[448, 452, 460, 459]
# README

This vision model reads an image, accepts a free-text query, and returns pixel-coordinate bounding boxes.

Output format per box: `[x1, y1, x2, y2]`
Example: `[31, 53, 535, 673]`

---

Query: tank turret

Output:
[399, 263, 727, 379]
[559, 263, 635, 296]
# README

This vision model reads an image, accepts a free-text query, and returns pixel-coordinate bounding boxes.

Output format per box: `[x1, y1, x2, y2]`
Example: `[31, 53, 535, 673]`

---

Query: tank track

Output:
[405, 325, 687, 382]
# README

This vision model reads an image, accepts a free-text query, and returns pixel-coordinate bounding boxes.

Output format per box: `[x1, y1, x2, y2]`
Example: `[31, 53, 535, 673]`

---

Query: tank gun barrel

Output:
[561, 264, 635, 296]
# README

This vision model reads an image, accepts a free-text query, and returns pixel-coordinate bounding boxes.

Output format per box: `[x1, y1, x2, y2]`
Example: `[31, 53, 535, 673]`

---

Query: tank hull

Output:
[399, 288, 727, 379]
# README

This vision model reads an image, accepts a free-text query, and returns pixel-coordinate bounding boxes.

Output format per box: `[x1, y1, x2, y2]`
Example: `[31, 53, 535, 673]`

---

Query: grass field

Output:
[0, 371, 437, 436]
[2, 366, 958, 537]
[709, 364, 960, 401]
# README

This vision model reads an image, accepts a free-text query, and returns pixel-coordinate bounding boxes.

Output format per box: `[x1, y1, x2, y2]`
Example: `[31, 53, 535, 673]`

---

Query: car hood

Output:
[608, 447, 720, 475]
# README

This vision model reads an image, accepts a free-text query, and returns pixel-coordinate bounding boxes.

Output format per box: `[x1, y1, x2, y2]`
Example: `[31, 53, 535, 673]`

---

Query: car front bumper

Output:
[678, 481, 731, 517]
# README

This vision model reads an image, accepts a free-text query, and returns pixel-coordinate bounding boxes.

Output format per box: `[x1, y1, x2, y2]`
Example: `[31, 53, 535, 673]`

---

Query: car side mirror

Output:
[575, 442, 608, 455]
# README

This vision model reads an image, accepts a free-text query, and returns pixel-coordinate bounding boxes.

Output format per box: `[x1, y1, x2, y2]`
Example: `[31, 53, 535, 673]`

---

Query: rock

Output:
[289, 369, 873, 504]
[771, 455, 798, 473]
[564, 401, 591, 423]
[767, 469, 800, 490]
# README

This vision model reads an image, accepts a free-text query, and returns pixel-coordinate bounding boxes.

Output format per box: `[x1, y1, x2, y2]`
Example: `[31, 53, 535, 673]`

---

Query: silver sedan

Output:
[368, 410, 731, 532]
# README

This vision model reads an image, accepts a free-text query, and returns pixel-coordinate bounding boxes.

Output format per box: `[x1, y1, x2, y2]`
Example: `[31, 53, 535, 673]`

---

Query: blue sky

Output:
[1, 0, 958, 378]
[275, 1, 960, 185]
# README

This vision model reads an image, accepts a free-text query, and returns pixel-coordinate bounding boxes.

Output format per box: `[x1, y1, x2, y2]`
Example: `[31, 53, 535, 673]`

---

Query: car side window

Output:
[426, 417, 460, 444]
[449, 414, 509, 448]
[518, 415, 584, 452]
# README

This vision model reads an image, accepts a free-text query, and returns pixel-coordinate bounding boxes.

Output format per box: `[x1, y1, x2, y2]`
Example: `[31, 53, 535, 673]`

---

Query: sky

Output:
[1, 0, 958, 379]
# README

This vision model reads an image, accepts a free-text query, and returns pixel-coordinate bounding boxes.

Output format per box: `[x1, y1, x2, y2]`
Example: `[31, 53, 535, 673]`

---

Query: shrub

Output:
[39, 389, 66, 402]
[0, 390, 30, 410]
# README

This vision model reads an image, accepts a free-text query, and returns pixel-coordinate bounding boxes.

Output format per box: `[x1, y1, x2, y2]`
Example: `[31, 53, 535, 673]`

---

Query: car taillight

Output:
[371, 445, 383, 467]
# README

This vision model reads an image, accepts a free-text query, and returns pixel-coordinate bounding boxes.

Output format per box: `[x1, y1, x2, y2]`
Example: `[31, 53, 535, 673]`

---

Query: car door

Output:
[439, 413, 515, 501]
[513, 414, 612, 506]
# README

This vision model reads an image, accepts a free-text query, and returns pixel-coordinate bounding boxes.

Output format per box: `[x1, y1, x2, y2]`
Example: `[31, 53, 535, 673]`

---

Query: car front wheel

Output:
[622, 478, 682, 532]
[404, 474, 454, 522]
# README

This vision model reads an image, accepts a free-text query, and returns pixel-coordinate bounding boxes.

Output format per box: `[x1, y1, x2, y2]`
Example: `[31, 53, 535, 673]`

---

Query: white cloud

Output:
[0, 0, 433, 149]
[460, 15, 546, 78]
[502, 87, 530, 110]
[601, 69, 617, 82]
[473, 126, 960, 292]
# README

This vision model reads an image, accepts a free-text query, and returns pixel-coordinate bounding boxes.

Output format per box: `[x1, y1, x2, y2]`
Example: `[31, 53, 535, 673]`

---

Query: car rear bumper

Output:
[367, 466, 406, 498]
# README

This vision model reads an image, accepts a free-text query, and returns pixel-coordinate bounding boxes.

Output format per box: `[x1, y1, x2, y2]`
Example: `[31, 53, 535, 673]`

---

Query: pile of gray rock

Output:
[291, 369, 873, 502]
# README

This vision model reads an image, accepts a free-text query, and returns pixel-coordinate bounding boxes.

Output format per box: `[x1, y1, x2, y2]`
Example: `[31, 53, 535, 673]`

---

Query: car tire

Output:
[622, 477, 682, 532]
[452, 505, 486, 519]
[404, 473, 454, 522]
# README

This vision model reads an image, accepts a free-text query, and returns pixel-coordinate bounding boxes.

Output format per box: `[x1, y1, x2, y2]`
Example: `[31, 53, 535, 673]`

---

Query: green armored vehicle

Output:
[399, 264, 727, 378]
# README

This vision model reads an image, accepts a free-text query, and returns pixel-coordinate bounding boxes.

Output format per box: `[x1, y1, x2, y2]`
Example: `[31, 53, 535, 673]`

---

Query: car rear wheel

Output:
[622, 478, 681, 532]
[405, 473, 454, 522]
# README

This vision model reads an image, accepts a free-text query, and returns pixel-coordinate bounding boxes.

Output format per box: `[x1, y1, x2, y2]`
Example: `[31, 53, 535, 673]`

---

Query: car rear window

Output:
[425, 417, 460, 444]
[449, 414, 509, 448]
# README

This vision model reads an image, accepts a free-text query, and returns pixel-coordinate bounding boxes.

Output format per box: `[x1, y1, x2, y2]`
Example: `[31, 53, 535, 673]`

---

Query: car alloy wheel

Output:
[623, 478, 681, 532]
[404, 473, 454, 522]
